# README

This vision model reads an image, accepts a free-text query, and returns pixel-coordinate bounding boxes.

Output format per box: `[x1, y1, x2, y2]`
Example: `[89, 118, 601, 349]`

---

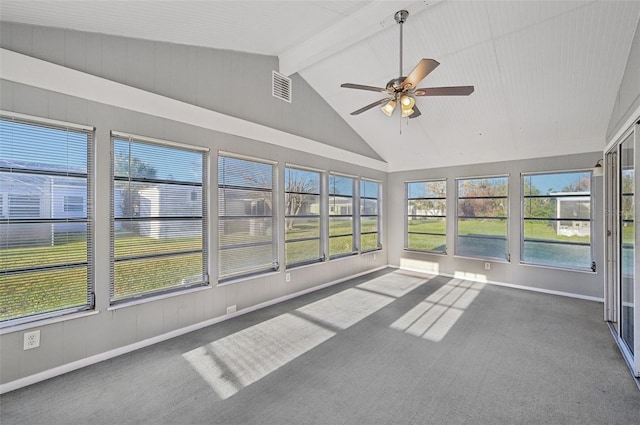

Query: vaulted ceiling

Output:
[1, 1, 639, 172]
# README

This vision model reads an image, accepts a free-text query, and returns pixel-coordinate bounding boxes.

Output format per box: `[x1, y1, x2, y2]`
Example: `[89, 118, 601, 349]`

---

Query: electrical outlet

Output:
[485, 262, 491, 270]
[285, 273, 291, 282]
[23, 330, 40, 350]
[226, 305, 237, 314]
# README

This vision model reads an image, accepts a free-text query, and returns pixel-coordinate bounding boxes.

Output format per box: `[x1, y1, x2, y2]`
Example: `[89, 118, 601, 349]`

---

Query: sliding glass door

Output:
[620, 133, 634, 355]
[605, 120, 639, 377]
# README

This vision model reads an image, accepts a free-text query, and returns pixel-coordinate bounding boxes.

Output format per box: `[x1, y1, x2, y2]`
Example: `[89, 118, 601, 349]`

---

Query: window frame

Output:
[284, 164, 324, 268]
[406, 179, 447, 254]
[521, 169, 594, 272]
[218, 152, 278, 282]
[455, 175, 510, 261]
[0, 112, 95, 327]
[360, 178, 382, 253]
[110, 131, 209, 304]
[328, 172, 357, 259]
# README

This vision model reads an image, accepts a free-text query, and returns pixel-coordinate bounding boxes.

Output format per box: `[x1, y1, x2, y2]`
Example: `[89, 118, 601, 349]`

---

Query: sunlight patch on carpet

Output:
[391, 278, 485, 342]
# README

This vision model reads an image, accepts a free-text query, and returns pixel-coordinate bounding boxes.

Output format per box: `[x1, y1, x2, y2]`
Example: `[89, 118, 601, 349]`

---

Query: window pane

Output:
[456, 234, 507, 260]
[458, 177, 508, 197]
[115, 221, 203, 258]
[285, 193, 320, 216]
[113, 253, 203, 300]
[457, 198, 508, 218]
[361, 233, 379, 252]
[286, 217, 320, 241]
[408, 234, 446, 252]
[458, 218, 507, 237]
[1, 117, 92, 325]
[408, 199, 446, 216]
[329, 235, 354, 257]
[286, 239, 321, 265]
[329, 175, 353, 196]
[329, 195, 353, 216]
[219, 244, 274, 278]
[361, 216, 379, 234]
[408, 181, 446, 199]
[523, 241, 591, 270]
[112, 136, 206, 301]
[408, 217, 445, 235]
[219, 155, 275, 279]
[114, 139, 202, 182]
[1, 267, 88, 322]
[361, 198, 378, 215]
[1, 223, 87, 270]
[329, 217, 353, 236]
[285, 168, 320, 194]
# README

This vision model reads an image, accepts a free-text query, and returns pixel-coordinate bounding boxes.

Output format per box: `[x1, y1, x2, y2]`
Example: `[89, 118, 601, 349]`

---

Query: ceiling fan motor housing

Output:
[394, 10, 409, 24]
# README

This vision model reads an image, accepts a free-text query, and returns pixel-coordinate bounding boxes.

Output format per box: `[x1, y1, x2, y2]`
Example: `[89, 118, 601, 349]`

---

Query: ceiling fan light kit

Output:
[340, 10, 474, 121]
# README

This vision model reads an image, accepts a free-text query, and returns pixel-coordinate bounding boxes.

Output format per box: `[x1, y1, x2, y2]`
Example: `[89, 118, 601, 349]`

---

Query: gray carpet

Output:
[1, 269, 639, 425]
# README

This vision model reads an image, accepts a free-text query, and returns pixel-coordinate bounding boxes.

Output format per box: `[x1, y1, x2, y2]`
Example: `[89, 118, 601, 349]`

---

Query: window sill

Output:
[217, 270, 280, 287]
[519, 261, 596, 274]
[453, 254, 510, 264]
[108, 284, 211, 311]
[404, 248, 447, 256]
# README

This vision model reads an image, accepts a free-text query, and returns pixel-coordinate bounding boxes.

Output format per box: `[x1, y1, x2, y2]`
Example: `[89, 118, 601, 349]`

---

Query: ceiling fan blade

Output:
[340, 83, 388, 93]
[414, 86, 475, 96]
[350, 98, 392, 115]
[408, 105, 422, 119]
[401, 59, 440, 90]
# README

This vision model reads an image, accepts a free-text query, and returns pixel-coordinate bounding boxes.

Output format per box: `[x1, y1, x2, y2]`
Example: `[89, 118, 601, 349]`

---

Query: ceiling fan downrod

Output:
[395, 10, 409, 82]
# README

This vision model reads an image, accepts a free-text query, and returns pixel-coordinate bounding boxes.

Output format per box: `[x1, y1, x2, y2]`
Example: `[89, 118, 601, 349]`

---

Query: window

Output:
[360, 179, 381, 252]
[407, 180, 446, 253]
[329, 173, 356, 258]
[285, 166, 322, 267]
[0, 114, 94, 326]
[111, 132, 208, 303]
[522, 171, 593, 271]
[456, 176, 509, 260]
[218, 153, 277, 280]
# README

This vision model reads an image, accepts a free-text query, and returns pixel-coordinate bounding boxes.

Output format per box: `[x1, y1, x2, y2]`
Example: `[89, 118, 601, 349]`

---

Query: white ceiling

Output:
[1, 1, 639, 172]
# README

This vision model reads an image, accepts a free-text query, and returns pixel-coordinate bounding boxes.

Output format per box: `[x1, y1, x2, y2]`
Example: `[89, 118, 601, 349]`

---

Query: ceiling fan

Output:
[340, 10, 474, 120]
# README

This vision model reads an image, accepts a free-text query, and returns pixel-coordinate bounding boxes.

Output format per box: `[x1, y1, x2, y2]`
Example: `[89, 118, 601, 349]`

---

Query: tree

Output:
[285, 169, 318, 231]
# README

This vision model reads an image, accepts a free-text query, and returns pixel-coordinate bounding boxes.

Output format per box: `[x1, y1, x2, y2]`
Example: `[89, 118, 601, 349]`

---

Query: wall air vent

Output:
[272, 71, 292, 103]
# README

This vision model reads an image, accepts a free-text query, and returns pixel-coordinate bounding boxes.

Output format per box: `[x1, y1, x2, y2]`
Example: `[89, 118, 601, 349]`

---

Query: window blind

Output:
[218, 154, 277, 280]
[110, 133, 208, 302]
[0, 114, 94, 326]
